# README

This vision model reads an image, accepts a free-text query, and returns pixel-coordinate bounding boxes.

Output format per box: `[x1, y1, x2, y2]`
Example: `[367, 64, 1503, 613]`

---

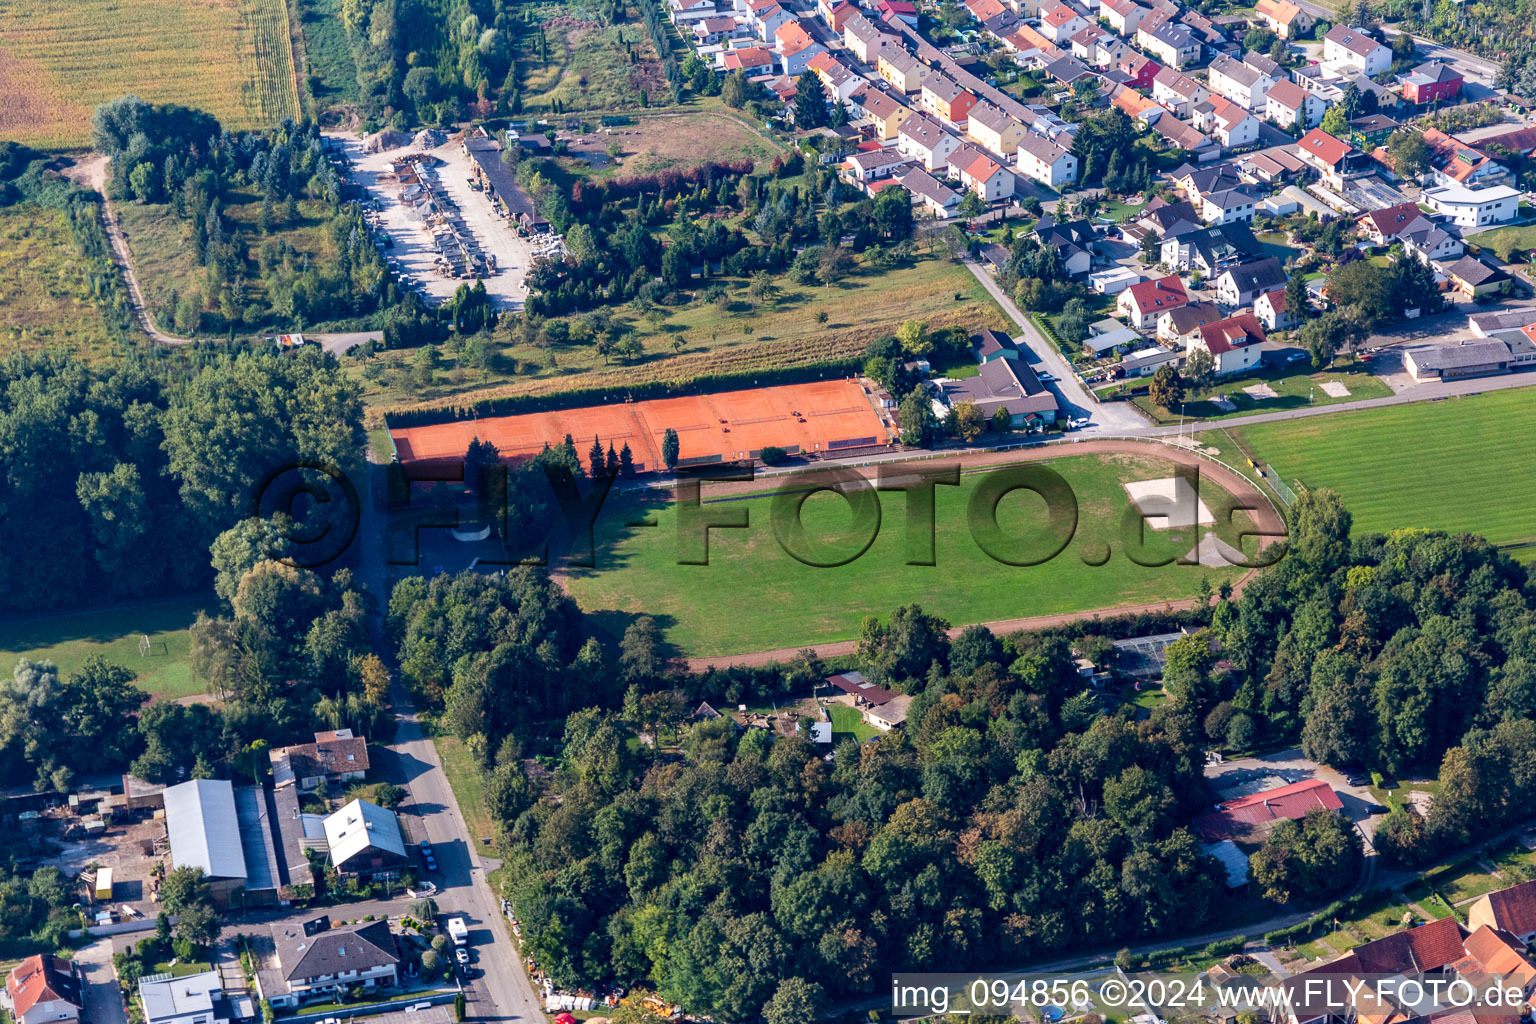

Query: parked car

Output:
[1038, 371, 1055, 381]
[455, 948, 471, 966]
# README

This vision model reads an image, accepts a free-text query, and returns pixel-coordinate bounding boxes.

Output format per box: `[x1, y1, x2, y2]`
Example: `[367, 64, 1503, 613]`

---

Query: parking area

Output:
[1205, 747, 1387, 842]
[332, 133, 547, 310]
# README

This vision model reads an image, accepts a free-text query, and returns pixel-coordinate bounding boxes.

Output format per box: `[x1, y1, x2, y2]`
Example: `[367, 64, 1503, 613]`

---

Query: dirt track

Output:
[679, 438, 1288, 671]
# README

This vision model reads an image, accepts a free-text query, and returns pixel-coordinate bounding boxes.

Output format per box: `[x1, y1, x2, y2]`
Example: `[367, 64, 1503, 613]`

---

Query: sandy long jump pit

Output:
[1123, 476, 1216, 530]
[390, 378, 890, 472]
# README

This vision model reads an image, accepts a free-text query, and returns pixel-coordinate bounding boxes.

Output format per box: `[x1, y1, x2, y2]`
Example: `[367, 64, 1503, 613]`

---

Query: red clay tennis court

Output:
[390, 379, 891, 472]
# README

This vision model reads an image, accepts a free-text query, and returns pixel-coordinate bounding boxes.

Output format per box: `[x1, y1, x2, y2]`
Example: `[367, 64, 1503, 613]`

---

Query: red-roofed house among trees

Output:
[4, 957, 84, 1024]
[1468, 880, 1536, 943]
[1192, 778, 1343, 841]
[1117, 275, 1189, 328]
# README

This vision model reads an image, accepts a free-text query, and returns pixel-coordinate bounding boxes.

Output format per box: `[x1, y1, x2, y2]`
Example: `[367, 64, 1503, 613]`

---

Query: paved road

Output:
[961, 259, 1153, 434]
[76, 939, 129, 1024]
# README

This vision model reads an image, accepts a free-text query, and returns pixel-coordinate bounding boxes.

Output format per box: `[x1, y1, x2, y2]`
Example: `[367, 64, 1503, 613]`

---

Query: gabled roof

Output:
[1402, 60, 1461, 86]
[827, 670, 899, 704]
[1325, 24, 1385, 58]
[1456, 925, 1536, 978]
[900, 167, 960, 206]
[1154, 117, 1212, 151]
[880, 46, 923, 73]
[7, 957, 81, 1019]
[722, 45, 774, 70]
[973, 328, 1017, 358]
[323, 798, 407, 869]
[1192, 777, 1340, 840]
[1017, 131, 1073, 164]
[954, 145, 1005, 182]
[923, 74, 971, 104]
[1195, 311, 1266, 354]
[1243, 50, 1282, 76]
[1122, 275, 1189, 315]
[968, 101, 1021, 135]
[1297, 127, 1352, 166]
[1207, 96, 1255, 133]
[847, 147, 909, 171]
[1153, 66, 1203, 96]
[164, 779, 247, 881]
[1043, 4, 1084, 26]
[1358, 201, 1427, 238]
[775, 19, 819, 54]
[1144, 21, 1196, 47]
[1162, 298, 1223, 332]
[1254, 0, 1305, 25]
[1265, 78, 1309, 111]
[1445, 255, 1511, 288]
[1352, 915, 1466, 974]
[1219, 255, 1287, 293]
[272, 919, 400, 984]
[1256, 287, 1287, 313]
[1421, 127, 1498, 184]
[858, 87, 908, 119]
[899, 113, 956, 150]
[1209, 54, 1265, 88]
[1475, 880, 1536, 936]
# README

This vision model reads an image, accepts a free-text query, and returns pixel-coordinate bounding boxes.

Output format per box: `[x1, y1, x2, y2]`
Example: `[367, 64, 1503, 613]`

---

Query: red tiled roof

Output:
[1358, 201, 1425, 238]
[1192, 777, 1339, 840]
[1122, 275, 1188, 315]
[827, 671, 900, 705]
[1479, 880, 1536, 937]
[1196, 312, 1266, 354]
[722, 46, 774, 70]
[7, 956, 80, 1019]
[1298, 127, 1351, 167]
[1266, 78, 1308, 111]
[1456, 925, 1536, 978]
[1352, 915, 1466, 974]
[1044, 5, 1082, 25]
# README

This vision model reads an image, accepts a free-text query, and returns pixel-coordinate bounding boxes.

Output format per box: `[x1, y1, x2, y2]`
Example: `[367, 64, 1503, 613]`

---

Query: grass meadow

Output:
[1231, 389, 1536, 552]
[0, 594, 215, 701]
[0, 206, 117, 362]
[0, 0, 300, 148]
[566, 452, 1257, 657]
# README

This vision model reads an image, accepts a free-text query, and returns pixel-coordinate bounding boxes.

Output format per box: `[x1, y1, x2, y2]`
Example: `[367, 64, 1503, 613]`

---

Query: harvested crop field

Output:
[0, 0, 300, 148]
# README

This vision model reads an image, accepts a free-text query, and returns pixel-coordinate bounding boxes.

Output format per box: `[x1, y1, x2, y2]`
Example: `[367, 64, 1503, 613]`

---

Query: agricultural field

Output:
[514, 0, 672, 112]
[0, 205, 117, 362]
[360, 255, 1002, 413]
[0, 0, 300, 149]
[1230, 389, 1536, 552]
[0, 594, 213, 702]
[559, 109, 785, 180]
[565, 451, 1256, 657]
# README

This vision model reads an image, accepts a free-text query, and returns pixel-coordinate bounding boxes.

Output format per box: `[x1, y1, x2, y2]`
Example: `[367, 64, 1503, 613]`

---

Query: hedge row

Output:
[384, 358, 865, 429]
[1264, 892, 1371, 948]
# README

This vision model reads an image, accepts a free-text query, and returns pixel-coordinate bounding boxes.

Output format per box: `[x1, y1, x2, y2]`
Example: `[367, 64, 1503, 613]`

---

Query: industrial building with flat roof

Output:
[163, 779, 280, 907]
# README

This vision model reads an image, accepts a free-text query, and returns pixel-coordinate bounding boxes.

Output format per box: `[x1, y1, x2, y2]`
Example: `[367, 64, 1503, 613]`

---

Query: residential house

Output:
[751, 0, 793, 40]
[1197, 183, 1260, 223]
[693, 15, 745, 45]
[1116, 51, 1160, 88]
[1296, 126, 1365, 188]
[1239, 147, 1309, 183]
[877, 0, 920, 26]
[967, 102, 1028, 154]
[264, 919, 400, 1009]
[819, 0, 858, 31]
[1467, 880, 1536, 944]
[878, 46, 926, 92]
[1162, 222, 1262, 272]
[854, 86, 914, 138]
[1440, 254, 1512, 298]
[1002, 23, 1060, 62]
[1356, 201, 1432, 244]
[1112, 84, 1171, 124]
[1243, 49, 1284, 79]
[1208, 54, 1274, 110]
[1156, 113, 1217, 156]
[1253, 0, 1313, 38]
[1138, 22, 1200, 69]
[1400, 61, 1462, 105]
[1186, 311, 1266, 376]
[1323, 25, 1389, 76]
[1198, 95, 1261, 148]
[1423, 183, 1521, 227]
[921, 74, 978, 126]
[951, 144, 1016, 199]
[1401, 222, 1464, 264]
[966, 0, 1010, 20]
[1264, 79, 1324, 129]
[1254, 287, 1295, 330]
[1172, 162, 1243, 203]
[1152, 67, 1208, 115]
[1039, 3, 1088, 42]
[1121, 346, 1182, 376]
[671, 0, 718, 21]
[1179, 9, 1227, 51]
[809, 52, 865, 103]
[845, 147, 909, 182]
[973, 328, 1020, 362]
[935, 356, 1060, 426]
[1102, 0, 1149, 36]
[1118, 274, 1189, 328]
[324, 798, 408, 879]
[901, 167, 963, 217]
[270, 729, 370, 793]
[1215, 256, 1286, 306]
[1035, 214, 1098, 275]
[897, 114, 962, 169]
[138, 972, 251, 1024]
[1347, 113, 1400, 150]
[1016, 131, 1079, 186]
[1139, 197, 1204, 237]
[774, 19, 825, 75]
[1042, 54, 1093, 85]
[1420, 128, 1510, 188]
[720, 45, 775, 72]
[4, 957, 83, 1024]
[1158, 299, 1224, 345]
[843, 13, 894, 61]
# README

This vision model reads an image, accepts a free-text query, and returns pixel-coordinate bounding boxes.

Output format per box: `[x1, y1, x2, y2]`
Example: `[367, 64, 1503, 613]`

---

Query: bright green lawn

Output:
[1135, 364, 1390, 424]
[567, 452, 1255, 657]
[1232, 389, 1536, 549]
[829, 704, 878, 743]
[0, 595, 213, 700]
[1470, 223, 1536, 261]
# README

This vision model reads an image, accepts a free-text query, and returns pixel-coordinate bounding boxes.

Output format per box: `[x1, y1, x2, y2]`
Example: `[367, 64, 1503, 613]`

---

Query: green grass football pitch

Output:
[1231, 389, 1536, 554]
[566, 452, 1260, 658]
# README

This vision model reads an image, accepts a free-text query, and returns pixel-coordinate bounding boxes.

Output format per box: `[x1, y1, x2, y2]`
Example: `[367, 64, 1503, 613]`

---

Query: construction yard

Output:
[334, 131, 543, 310]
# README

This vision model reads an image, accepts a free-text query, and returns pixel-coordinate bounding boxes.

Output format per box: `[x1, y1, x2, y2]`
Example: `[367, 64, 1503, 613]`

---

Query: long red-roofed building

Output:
[1192, 777, 1342, 841]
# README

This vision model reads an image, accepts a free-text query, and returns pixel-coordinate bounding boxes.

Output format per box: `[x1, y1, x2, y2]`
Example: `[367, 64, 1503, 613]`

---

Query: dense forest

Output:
[383, 484, 1536, 1021]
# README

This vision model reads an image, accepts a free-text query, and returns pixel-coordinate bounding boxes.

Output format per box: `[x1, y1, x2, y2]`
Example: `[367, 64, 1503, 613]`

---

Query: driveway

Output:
[76, 939, 129, 1024]
[961, 258, 1152, 434]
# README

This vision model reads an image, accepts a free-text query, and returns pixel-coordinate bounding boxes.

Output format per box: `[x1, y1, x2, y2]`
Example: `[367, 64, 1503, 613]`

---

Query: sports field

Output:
[0, 0, 300, 148]
[1230, 389, 1536, 551]
[390, 379, 890, 472]
[565, 451, 1260, 657]
[0, 594, 213, 701]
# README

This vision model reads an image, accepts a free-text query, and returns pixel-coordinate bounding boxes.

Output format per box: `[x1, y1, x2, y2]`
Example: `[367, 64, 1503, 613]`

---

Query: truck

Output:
[446, 916, 469, 946]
